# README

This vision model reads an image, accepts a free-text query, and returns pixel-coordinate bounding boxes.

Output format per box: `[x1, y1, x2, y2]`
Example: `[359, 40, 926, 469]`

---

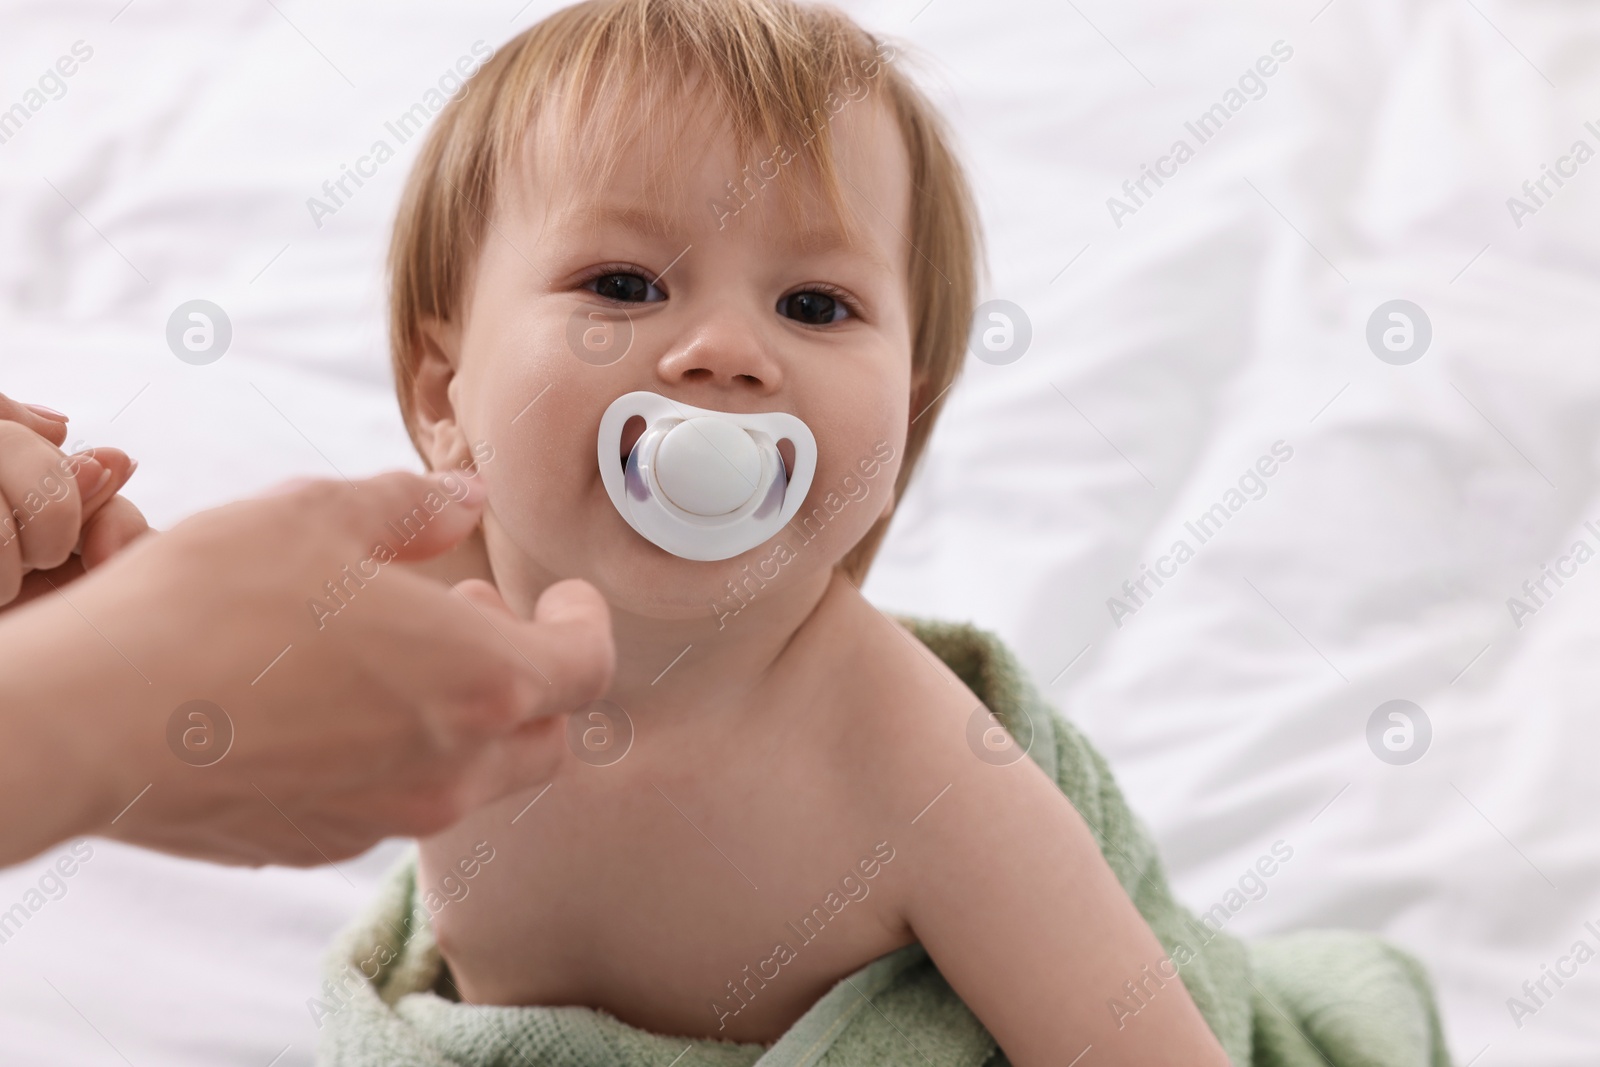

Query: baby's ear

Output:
[411, 317, 472, 470]
[908, 368, 931, 425]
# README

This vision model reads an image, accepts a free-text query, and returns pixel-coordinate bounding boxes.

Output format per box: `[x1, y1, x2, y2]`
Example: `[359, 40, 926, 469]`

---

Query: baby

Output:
[368, 0, 1228, 1063]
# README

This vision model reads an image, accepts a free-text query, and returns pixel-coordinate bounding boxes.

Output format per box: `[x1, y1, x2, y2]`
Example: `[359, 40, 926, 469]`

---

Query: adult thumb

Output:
[454, 577, 616, 719]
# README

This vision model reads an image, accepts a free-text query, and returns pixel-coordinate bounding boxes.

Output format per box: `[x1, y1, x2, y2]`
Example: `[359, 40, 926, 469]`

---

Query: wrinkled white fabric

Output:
[0, 1, 1594, 1064]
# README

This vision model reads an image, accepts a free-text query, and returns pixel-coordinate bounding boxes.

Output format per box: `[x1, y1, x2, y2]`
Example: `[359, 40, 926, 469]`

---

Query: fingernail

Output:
[25, 403, 69, 422]
[71, 454, 110, 499]
[125, 459, 139, 480]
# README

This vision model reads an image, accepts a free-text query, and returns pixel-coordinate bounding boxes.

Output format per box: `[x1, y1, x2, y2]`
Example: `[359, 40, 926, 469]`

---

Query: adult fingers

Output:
[0, 444, 131, 558]
[454, 577, 615, 724]
[311, 717, 568, 840]
[453, 715, 571, 814]
[377, 577, 610, 755]
[71, 446, 142, 568]
[306, 770, 501, 842]
[79, 493, 151, 570]
[75, 447, 134, 517]
[523, 578, 616, 711]
[3, 460, 143, 604]
[0, 393, 70, 447]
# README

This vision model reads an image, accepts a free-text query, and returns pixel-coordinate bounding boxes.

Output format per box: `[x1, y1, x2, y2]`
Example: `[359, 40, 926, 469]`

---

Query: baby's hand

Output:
[0, 392, 148, 610]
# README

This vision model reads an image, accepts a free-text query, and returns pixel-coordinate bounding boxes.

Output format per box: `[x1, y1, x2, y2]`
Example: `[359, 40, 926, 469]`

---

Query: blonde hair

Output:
[389, 0, 981, 583]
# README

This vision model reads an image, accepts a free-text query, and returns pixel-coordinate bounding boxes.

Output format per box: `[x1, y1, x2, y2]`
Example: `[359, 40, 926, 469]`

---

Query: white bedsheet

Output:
[1, 0, 1596, 1063]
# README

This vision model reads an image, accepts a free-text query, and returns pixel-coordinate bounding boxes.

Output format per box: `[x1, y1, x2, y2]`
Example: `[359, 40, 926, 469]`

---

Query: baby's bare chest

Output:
[423, 734, 919, 1042]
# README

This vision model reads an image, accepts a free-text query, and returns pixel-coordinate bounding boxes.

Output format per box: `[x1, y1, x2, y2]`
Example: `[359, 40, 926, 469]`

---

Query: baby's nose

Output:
[656, 315, 782, 392]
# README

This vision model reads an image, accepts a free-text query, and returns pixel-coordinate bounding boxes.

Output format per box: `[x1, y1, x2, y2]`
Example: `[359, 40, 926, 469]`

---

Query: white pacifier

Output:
[597, 391, 817, 561]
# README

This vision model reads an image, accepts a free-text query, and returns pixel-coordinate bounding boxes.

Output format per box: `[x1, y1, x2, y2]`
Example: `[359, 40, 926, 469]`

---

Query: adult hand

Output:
[0, 392, 147, 608]
[0, 469, 614, 868]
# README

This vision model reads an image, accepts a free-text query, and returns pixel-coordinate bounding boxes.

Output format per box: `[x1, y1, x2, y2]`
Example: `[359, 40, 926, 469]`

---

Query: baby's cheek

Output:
[475, 384, 589, 518]
[783, 448, 897, 566]
[813, 407, 902, 498]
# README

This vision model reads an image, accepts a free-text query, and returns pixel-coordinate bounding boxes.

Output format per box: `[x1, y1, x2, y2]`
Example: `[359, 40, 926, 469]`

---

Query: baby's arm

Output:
[900, 741, 1231, 1067]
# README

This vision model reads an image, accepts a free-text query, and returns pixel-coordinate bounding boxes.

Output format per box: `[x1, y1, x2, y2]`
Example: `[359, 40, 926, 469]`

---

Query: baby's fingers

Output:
[0, 422, 85, 597]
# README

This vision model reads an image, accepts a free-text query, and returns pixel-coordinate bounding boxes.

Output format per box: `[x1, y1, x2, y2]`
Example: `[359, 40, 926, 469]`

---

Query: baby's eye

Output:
[587, 271, 664, 303]
[778, 290, 850, 325]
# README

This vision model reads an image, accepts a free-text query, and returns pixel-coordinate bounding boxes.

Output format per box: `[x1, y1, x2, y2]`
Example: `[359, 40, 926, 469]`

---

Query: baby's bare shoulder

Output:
[803, 592, 1010, 819]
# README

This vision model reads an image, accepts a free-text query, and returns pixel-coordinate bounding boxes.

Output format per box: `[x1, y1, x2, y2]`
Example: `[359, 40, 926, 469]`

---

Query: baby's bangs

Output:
[489, 0, 892, 232]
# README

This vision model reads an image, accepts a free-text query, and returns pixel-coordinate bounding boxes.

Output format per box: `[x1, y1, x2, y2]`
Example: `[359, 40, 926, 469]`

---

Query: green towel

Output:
[315, 617, 1452, 1067]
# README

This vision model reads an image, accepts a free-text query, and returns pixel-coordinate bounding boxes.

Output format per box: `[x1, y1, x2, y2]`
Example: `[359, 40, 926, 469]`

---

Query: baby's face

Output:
[427, 89, 916, 617]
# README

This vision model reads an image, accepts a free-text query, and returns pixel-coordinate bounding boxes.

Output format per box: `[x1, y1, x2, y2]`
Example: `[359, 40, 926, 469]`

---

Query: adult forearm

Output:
[0, 596, 137, 867]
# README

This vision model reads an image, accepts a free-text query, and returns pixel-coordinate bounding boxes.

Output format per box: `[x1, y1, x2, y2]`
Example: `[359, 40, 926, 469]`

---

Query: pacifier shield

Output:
[597, 391, 817, 561]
